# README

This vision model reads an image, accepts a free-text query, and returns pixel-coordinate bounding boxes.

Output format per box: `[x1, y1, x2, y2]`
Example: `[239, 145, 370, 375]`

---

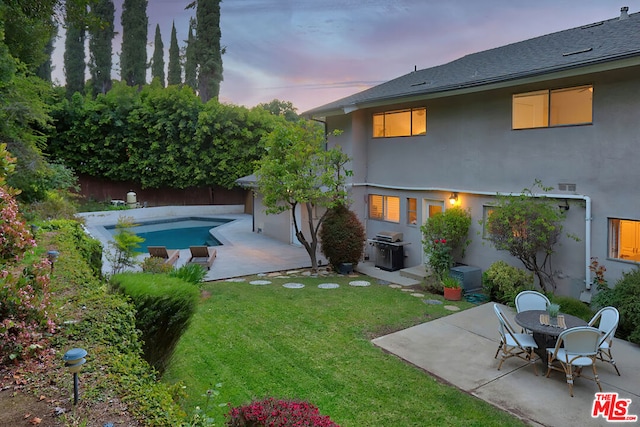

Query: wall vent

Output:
[557, 183, 577, 192]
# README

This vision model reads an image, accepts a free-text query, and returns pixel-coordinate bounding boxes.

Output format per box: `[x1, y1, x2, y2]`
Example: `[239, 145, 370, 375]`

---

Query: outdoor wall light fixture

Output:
[47, 250, 59, 272]
[64, 348, 87, 405]
[449, 192, 458, 205]
[559, 199, 570, 212]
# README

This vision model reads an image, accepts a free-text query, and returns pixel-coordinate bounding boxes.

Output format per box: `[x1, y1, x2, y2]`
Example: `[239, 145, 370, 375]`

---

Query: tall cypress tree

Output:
[196, 0, 223, 102]
[64, 2, 86, 97]
[184, 18, 197, 91]
[151, 24, 165, 86]
[120, 0, 148, 87]
[36, 22, 57, 82]
[89, 0, 115, 96]
[167, 22, 181, 86]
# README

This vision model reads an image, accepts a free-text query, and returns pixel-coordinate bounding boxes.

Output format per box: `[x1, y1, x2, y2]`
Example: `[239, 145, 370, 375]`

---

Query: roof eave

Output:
[305, 53, 640, 118]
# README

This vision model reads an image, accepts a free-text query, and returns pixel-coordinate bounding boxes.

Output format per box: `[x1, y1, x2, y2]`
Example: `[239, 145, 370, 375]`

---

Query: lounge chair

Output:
[147, 246, 180, 266]
[187, 246, 217, 270]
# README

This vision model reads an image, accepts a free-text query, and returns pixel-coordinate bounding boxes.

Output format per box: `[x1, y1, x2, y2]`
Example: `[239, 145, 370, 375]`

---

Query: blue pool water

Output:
[106, 217, 230, 252]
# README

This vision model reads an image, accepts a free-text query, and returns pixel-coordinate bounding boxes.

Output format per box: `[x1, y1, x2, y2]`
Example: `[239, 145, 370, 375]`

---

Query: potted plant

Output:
[442, 276, 462, 301]
[547, 303, 560, 325]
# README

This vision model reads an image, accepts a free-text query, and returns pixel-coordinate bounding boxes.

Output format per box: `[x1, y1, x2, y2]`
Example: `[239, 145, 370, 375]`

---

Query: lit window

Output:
[369, 194, 400, 223]
[609, 218, 640, 262]
[512, 85, 592, 129]
[373, 108, 427, 137]
[407, 198, 417, 225]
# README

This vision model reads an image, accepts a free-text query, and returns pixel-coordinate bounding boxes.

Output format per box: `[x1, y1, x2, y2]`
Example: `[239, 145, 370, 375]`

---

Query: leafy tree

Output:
[64, 1, 86, 97]
[484, 180, 568, 292]
[256, 120, 350, 272]
[183, 18, 197, 91]
[194, 0, 223, 102]
[151, 24, 165, 86]
[106, 216, 145, 275]
[1, 0, 58, 71]
[256, 99, 299, 122]
[88, 0, 114, 96]
[120, 0, 148, 87]
[167, 21, 181, 86]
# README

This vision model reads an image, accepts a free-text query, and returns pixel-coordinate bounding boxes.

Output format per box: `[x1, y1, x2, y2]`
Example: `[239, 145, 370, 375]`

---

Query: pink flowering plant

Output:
[226, 397, 340, 427]
[427, 238, 454, 280]
[0, 184, 56, 364]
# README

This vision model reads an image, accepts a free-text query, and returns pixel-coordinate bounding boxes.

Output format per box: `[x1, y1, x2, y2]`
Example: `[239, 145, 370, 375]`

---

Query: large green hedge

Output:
[47, 82, 286, 189]
[110, 272, 200, 375]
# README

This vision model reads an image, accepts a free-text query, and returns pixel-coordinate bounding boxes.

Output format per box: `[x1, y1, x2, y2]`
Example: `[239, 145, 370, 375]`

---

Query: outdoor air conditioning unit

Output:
[449, 265, 482, 294]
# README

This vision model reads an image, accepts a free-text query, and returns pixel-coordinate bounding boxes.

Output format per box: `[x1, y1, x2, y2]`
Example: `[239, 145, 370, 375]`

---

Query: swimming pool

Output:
[105, 217, 231, 252]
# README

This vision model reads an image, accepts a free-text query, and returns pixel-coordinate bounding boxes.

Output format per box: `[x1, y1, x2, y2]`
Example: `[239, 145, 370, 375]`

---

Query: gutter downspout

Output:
[351, 182, 593, 290]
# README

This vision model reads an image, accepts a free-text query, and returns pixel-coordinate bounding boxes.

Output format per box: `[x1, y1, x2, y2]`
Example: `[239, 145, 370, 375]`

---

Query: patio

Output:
[373, 302, 640, 427]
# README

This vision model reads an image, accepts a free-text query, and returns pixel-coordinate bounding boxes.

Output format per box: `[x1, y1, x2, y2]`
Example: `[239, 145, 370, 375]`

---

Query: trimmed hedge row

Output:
[110, 272, 199, 375]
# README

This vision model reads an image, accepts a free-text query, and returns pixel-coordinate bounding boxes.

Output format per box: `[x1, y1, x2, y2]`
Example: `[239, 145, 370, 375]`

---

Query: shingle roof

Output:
[305, 11, 640, 116]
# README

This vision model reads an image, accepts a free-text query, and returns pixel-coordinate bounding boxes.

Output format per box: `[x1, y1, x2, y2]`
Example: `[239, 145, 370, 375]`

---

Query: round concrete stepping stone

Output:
[423, 299, 443, 305]
[388, 284, 403, 289]
[249, 280, 271, 285]
[283, 282, 305, 289]
[401, 288, 414, 292]
[225, 278, 246, 282]
[349, 280, 371, 287]
[318, 283, 340, 289]
[411, 293, 425, 298]
[444, 305, 461, 311]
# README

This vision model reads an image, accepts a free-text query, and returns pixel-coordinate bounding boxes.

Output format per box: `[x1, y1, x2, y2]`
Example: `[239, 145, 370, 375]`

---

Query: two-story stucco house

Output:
[292, 7, 640, 298]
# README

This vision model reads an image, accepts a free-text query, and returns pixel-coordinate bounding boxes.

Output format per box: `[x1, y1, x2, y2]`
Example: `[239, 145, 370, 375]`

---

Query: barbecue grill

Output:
[370, 231, 407, 271]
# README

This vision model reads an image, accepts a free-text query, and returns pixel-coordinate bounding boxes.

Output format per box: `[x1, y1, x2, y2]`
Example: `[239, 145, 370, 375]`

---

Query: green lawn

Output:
[162, 274, 524, 426]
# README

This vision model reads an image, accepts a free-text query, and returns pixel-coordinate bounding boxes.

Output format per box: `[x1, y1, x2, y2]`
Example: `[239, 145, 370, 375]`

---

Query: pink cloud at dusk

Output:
[51, 1, 627, 113]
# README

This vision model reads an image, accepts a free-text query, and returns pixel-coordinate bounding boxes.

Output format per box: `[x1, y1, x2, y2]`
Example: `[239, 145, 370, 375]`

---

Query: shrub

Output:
[482, 260, 534, 305]
[421, 206, 472, 278]
[551, 295, 593, 322]
[319, 204, 365, 270]
[142, 256, 175, 274]
[170, 262, 208, 285]
[226, 397, 340, 427]
[593, 268, 640, 344]
[110, 272, 199, 374]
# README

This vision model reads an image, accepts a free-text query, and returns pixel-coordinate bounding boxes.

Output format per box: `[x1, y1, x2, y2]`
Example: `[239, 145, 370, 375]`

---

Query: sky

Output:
[51, 1, 629, 113]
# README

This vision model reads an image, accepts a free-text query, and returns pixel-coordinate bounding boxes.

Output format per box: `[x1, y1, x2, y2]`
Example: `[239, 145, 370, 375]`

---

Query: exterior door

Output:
[421, 199, 444, 264]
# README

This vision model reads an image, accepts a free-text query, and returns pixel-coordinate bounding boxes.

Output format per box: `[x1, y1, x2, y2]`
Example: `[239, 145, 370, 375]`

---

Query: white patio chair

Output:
[493, 304, 539, 375]
[515, 290, 550, 313]
[589, 306, 621, 376]
[545, 326, 603, 397]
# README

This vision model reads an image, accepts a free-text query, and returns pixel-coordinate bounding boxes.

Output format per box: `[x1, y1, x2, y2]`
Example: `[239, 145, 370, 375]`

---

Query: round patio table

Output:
[514, 309, 588, 362]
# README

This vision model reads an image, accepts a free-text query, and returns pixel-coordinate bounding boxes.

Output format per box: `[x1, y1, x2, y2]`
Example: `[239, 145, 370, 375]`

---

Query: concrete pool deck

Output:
[78, 205, 312, 279]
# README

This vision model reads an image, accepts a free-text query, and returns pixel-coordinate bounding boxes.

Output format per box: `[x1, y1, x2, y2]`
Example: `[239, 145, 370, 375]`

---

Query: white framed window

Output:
[609, 218, 640, 262]
[369, 194, 400, 223]
[407, 198, 417, 225]
[512, 85, 592, 129]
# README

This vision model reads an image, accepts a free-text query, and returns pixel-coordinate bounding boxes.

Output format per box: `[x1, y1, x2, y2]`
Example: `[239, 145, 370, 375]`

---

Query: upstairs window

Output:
[369, 195, 400, 223]
[512, 85, 592, 129]
[373, 107, 426, 137]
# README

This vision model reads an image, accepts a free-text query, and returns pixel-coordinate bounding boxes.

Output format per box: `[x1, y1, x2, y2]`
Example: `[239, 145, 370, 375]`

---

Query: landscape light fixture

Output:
[449, 193, 458, 205]
[63, 348, 87, 405]
[47, 250, 60, 272]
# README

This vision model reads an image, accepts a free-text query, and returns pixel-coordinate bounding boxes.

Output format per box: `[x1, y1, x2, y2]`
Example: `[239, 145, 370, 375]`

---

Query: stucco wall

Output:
[325, 66, 640, 296]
